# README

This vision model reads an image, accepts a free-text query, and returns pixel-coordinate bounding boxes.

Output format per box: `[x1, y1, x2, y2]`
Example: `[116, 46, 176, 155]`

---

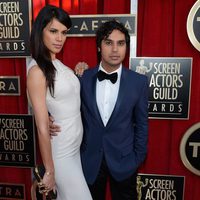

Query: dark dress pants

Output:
[88, 156, 138, 200]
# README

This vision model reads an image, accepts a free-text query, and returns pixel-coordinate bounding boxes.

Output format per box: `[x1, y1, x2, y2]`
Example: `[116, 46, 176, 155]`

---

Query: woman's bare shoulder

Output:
[28, 65, 44, 78]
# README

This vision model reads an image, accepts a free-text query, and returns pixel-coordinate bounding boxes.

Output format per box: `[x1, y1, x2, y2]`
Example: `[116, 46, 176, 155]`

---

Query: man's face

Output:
[100, 29, 127, 72]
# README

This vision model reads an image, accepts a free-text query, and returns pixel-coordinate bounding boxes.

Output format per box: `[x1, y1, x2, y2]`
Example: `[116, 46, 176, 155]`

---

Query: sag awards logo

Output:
[130, 57, 192, 119]
[136, 174, 184, 200]
[0, 114, 35, 167]
[187, 0, 200, 51]
[180, 123, 200, 176]
[135, 59, 153, 75]
[0, 0, 31, 57]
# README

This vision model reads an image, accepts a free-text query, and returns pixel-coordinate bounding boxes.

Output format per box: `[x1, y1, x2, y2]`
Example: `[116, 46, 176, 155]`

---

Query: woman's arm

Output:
[27, 65, 55, 191]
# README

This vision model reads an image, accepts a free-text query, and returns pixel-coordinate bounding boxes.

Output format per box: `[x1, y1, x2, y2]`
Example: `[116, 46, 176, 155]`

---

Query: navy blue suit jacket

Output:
[80, 66, 148, 184]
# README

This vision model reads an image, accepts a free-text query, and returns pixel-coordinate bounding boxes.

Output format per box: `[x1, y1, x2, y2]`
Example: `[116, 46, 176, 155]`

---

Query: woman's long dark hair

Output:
[30, 5, 72, 96]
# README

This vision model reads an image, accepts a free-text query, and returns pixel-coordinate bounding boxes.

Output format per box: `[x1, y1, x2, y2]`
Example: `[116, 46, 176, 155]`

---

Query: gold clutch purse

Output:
[33, 165, 57, 199]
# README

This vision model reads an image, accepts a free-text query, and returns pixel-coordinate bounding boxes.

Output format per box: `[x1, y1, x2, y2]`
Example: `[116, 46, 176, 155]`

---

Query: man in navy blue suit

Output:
[51, 20, 148, 200]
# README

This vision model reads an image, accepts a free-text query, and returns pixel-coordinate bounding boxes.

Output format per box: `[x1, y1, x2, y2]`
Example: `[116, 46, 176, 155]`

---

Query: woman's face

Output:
[43, 18, 68, 60]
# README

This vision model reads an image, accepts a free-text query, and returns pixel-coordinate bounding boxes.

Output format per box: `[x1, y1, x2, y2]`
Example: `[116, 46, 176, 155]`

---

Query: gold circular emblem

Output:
[180, 122, 200, 176]
[187, 0, 200, 51]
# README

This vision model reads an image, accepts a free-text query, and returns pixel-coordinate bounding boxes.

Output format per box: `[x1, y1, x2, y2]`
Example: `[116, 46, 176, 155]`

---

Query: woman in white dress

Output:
[27, 5, 92, 200]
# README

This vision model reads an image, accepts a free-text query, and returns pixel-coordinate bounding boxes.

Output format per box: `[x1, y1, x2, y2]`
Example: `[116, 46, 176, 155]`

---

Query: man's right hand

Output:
[49, 115, 61, 136]
[74, 62, 89, 77]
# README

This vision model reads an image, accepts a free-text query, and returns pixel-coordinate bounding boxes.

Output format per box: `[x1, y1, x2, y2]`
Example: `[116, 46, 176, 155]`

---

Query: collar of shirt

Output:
[96, 63, 122, 126]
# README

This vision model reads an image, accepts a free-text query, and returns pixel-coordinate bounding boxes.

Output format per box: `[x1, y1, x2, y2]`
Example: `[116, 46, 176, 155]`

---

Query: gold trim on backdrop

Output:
[180, 122, 200, 176]
[187, 0, 200, 51]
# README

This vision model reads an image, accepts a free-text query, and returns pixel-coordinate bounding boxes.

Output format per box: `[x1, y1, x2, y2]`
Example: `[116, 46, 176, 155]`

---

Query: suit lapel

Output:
[90, 68, 105, 127]
[106, 67, 128, 128]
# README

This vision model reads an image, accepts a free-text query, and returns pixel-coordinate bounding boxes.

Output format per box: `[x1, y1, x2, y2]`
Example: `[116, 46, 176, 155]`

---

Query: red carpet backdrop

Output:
[0, 0, 200, 199]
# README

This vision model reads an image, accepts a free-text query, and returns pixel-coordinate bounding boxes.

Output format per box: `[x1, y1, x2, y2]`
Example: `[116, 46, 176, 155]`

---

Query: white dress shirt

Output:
[96, 63, 122, 126]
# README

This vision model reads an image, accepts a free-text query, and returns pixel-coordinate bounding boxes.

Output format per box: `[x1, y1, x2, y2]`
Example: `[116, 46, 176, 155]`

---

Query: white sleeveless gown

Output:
[28, 59, 92, 200]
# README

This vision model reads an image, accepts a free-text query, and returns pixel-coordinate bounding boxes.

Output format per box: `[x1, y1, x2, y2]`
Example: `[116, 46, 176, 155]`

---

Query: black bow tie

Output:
[97, 70, 118, 84]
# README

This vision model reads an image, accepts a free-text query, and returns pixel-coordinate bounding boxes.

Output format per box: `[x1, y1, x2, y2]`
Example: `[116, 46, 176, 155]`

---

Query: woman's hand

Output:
[42, 171, 56, 196]
[74, 62, 89, 77]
